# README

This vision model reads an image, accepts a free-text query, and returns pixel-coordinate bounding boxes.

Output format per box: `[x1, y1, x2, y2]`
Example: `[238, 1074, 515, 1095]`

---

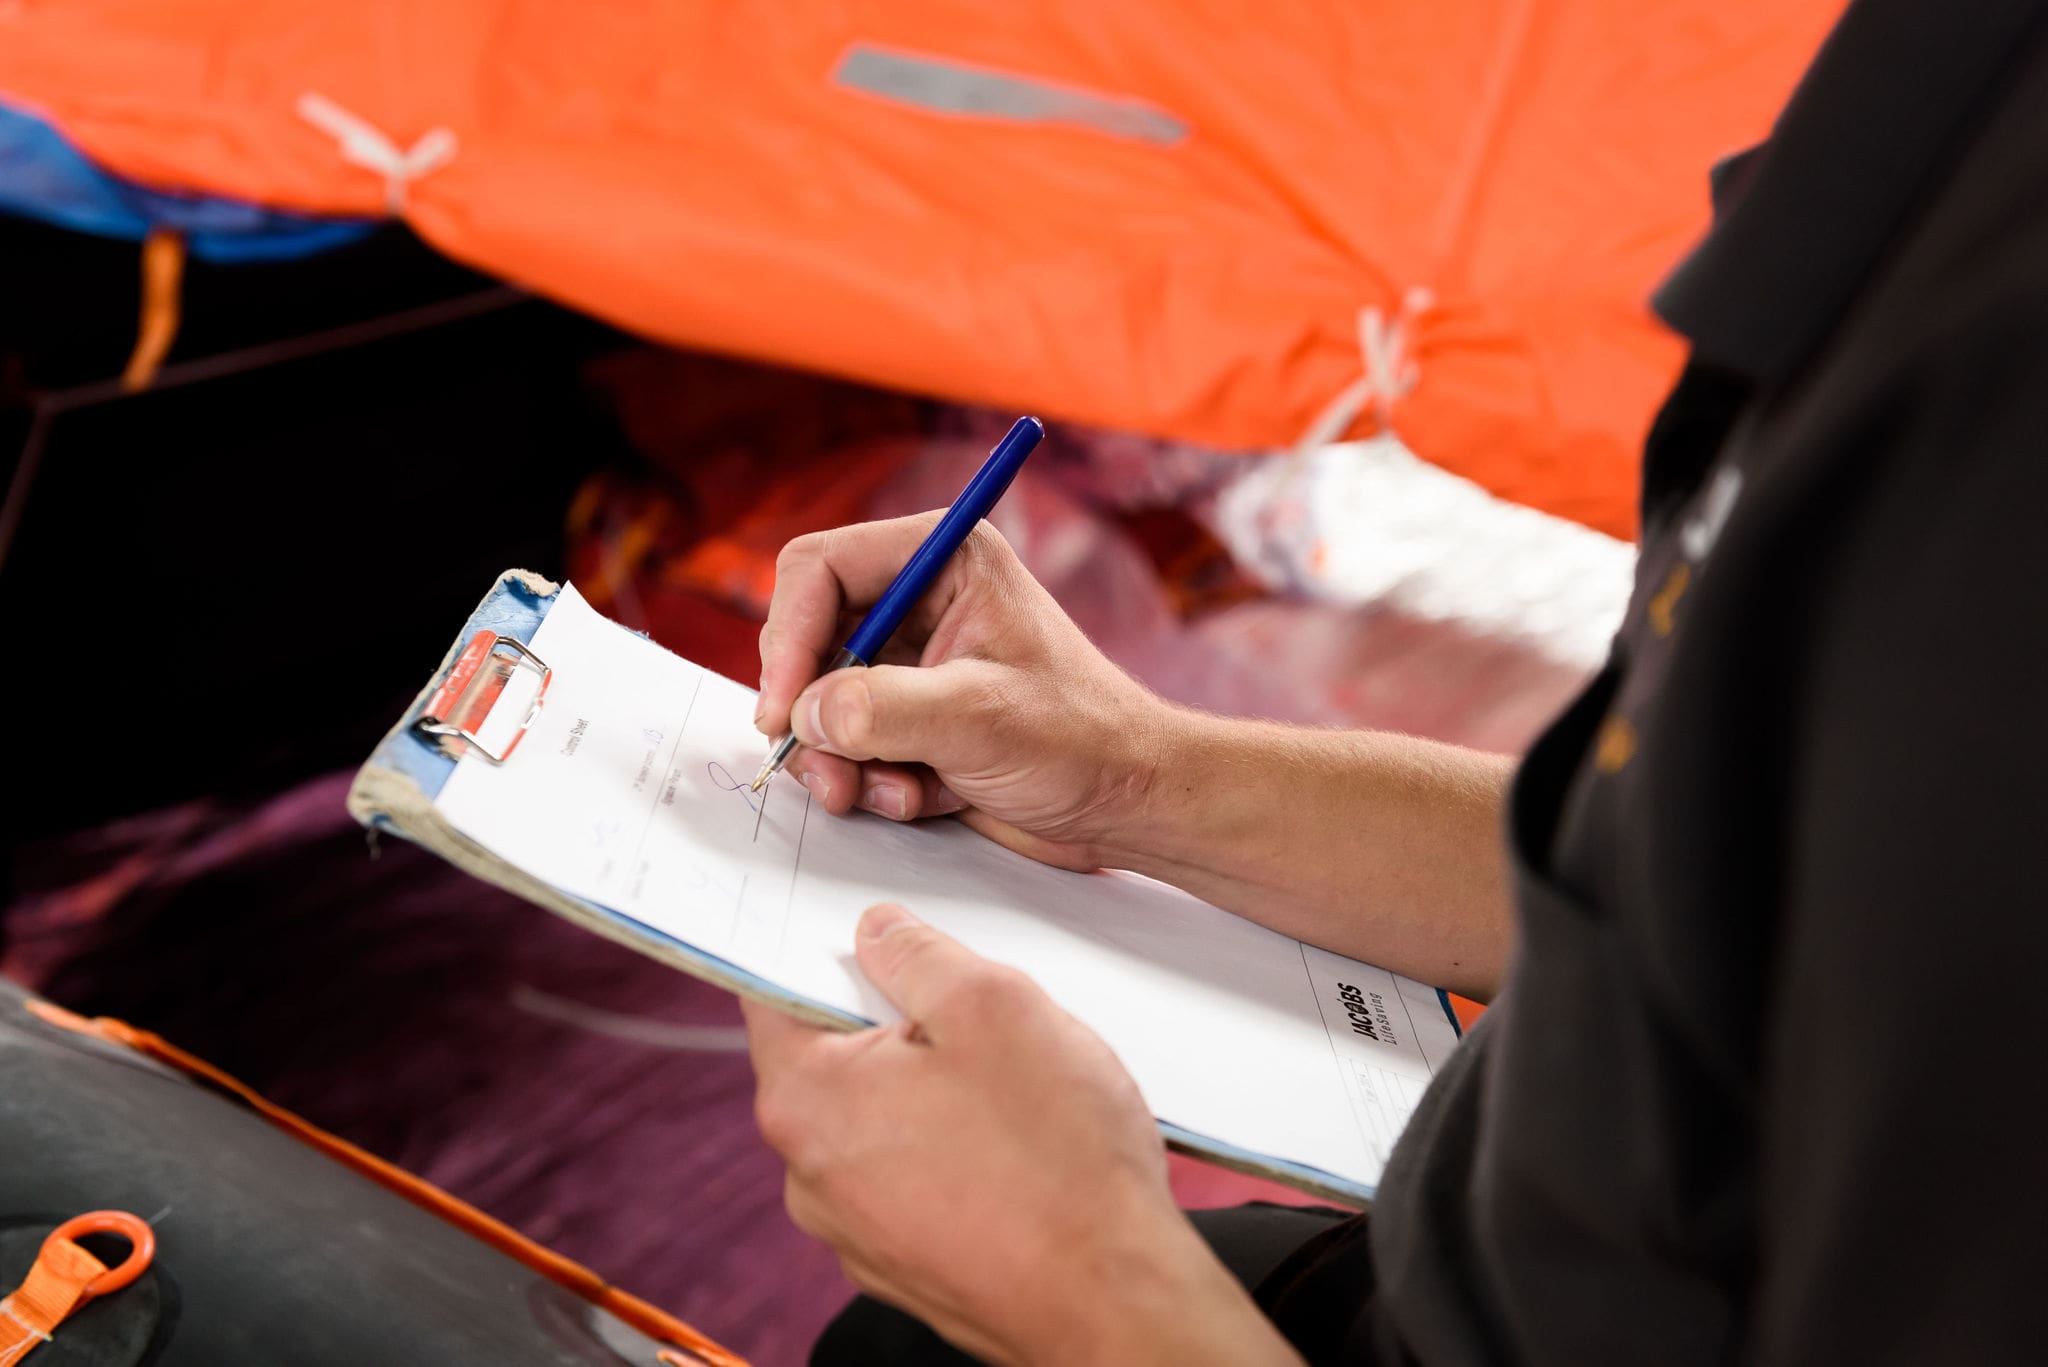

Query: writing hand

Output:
[755, 516, 1166, 871]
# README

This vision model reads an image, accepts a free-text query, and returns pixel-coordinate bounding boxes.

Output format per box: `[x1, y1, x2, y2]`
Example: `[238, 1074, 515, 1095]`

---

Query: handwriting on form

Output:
[707, 760, 772, 842]
[706, 761, 758, 811]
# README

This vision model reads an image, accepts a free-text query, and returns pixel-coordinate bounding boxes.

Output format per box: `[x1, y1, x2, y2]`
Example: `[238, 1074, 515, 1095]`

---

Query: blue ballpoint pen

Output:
[749, 414, 1044, 791]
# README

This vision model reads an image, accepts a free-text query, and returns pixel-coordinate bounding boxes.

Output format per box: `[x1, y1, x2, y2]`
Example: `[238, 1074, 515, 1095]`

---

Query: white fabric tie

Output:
[297, 92, 457, 216]
[1295, 287, 1435, 456]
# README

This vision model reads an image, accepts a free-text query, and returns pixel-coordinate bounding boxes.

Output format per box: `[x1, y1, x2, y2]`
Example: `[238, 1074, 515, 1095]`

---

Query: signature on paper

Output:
[706, 760, 771, 841]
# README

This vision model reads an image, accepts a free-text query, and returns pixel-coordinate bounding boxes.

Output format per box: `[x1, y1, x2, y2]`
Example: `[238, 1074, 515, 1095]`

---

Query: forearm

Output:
[1116, 705, 1517, 1001]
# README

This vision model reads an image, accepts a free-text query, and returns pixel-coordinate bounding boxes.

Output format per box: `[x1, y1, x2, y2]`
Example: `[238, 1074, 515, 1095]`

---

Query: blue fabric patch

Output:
[0, 98, 373, 262]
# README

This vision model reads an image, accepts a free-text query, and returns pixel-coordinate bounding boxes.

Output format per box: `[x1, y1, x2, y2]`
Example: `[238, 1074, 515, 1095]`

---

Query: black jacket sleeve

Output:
[1747, 303, 2048, 1362]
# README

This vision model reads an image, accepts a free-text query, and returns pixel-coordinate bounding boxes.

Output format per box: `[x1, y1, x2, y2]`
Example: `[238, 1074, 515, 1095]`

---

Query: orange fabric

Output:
[21, 1000, 748, 1367]
[0, 1236, 104, 1365]
[0, 1, 1842, 537]
[1447, 994, 1487, 1034]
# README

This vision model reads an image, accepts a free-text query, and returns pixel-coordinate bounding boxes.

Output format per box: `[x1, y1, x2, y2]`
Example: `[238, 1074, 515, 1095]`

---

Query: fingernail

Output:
[799, 689, 826, 747]
[752, 695, 767, 728]
[864, 785, 909, 821]
[931, 784, 968, 815]
[799, 771, 829, 803]
[860, 904, 917, 942]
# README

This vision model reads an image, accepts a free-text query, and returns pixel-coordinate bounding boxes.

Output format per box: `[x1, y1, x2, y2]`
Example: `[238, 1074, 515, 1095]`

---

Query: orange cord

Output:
[120, 229, 186, 393]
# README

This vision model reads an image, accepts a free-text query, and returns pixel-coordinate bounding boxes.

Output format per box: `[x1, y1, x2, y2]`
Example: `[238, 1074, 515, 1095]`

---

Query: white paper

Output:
[434, 585, 1460, 1194]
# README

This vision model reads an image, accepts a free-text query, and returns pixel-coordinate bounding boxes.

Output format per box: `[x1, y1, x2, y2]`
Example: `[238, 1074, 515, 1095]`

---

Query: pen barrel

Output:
[843, 416, 1042, 663]
[762, 731, 801, 777]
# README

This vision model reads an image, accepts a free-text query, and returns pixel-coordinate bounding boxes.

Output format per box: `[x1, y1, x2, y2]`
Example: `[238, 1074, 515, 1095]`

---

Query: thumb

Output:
[854, 903, 999, 1033]
[790, 661, 1005, 768]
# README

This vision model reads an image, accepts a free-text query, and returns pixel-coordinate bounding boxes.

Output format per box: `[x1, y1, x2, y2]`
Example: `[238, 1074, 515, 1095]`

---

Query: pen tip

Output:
[748, 769, 769, 793]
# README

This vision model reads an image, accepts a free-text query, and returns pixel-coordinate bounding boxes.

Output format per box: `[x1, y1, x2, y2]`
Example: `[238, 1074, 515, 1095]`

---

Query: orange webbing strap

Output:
[0, 1236, 102, 1364]
[119, 228, 186, 393]
[0, 1212, 154, 1366]
[21, 1001, 748, 1367]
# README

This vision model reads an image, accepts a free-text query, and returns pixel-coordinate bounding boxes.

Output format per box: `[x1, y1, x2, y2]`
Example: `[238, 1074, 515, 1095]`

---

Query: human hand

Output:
[743, 904, 1302, 1366]
[755, 515, 1164, 870]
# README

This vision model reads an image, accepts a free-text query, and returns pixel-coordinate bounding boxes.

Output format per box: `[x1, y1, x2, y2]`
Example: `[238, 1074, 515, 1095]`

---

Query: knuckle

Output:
[783, 1139, 825, 1184]
[784, 1175, 826, 1237]
[929, 960, 1030, 1028]
[753, 1081, 810, 1161]
[972, 964, 1039, 1017]
[962, 519, 1011, 567]
[923, 977, 982, 1027]
[775, 532, 826, 575]
[777, 1128, 827, 1182]
[752, 1086, 791, 1151]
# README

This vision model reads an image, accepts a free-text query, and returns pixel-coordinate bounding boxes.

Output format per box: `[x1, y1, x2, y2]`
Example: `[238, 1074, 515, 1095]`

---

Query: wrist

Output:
[1107, 704, 1282, 882]
[1013, 1193, 1302, 1367]
[1086, 693, 1205, 872]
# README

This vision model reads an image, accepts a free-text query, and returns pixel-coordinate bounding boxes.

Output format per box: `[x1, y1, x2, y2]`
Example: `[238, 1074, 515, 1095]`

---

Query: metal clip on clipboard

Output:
[414, 630, 552, 764]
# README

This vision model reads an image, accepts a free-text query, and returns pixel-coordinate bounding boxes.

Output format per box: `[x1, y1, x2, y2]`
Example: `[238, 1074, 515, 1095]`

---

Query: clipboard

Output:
[346, 569, 858, 1030]
[350, 569, 1458, 1207]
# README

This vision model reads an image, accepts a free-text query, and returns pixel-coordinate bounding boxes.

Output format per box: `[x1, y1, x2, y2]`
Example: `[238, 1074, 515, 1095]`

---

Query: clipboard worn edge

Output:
[347, 570, 1386, 1209]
